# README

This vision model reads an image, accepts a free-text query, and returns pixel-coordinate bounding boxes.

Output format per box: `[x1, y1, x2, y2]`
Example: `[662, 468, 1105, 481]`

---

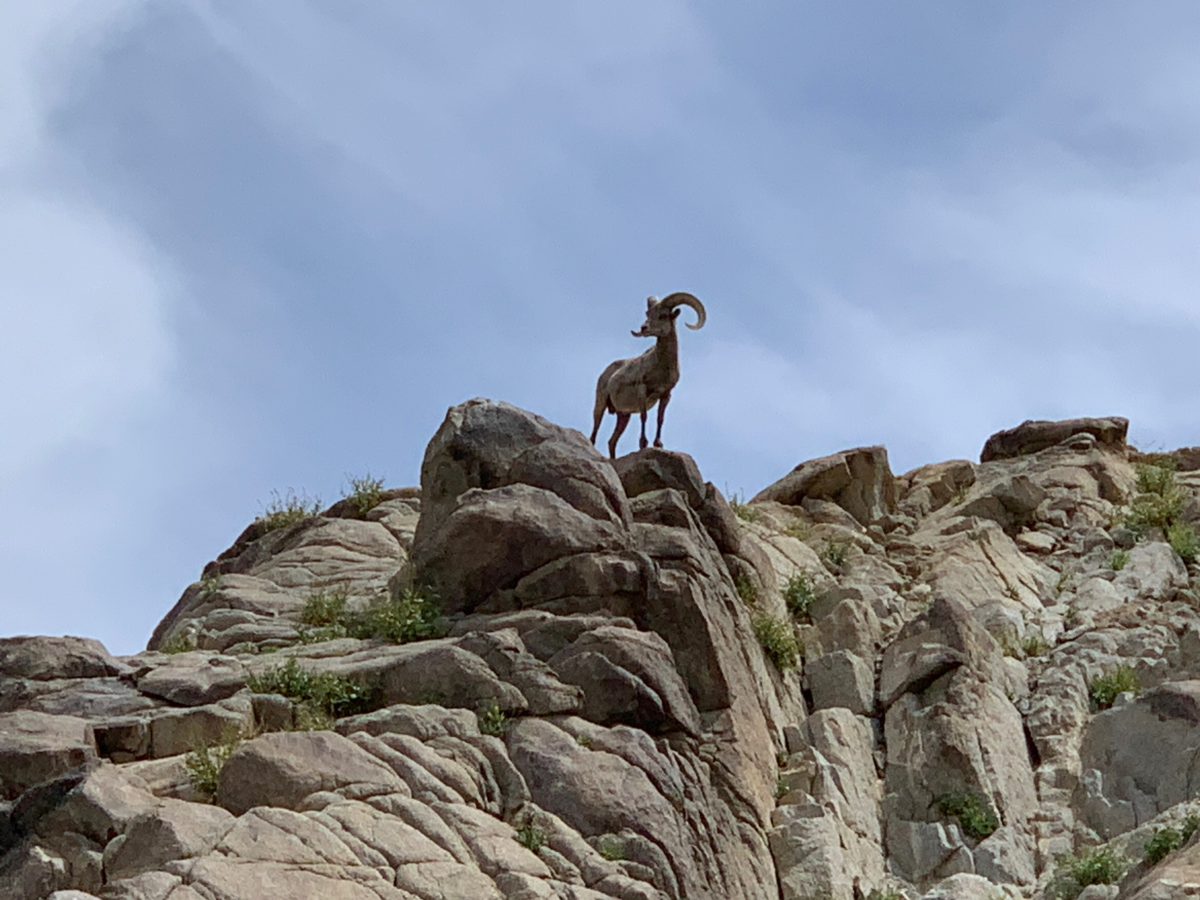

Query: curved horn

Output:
[659, 292, 707, 330]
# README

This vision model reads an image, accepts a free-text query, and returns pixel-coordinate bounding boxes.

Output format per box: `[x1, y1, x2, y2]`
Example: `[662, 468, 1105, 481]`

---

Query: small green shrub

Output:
[247, 658, 377, 723]
[823, 541, 849, 568]
[1048, 846, 1126, 899]
[344, 473, 386, 517]
[866, 891, 905, 900]
[300, 589, 348, 627]
[729, 492, 762, 523]
[1169, 523, 1199, 565]
[1022, 633, 1049, 658]
[257, 489, 321, 533]
[198, 573, 222, 597]
[347, 589, 442, 643]
[478, 701, 508, 737]
[185, 730, 242, 800]
[1136, 461, 1178, 495]
[1090, 666, 1139, 710]
[1181, 813, 1200, 843]
[1144, 826, 1182, 865]
[783, 573, 817, 620]
[1110, 549, 1130, 572]
[784, 521, 811, 541]
[753, 613, 800, 671]
[735, 575, 759, 606]
[516, 821, 547, 853]
[161, 632, 197, 654]
[597, 836, 626, 861]
[936, 791, 999, 841]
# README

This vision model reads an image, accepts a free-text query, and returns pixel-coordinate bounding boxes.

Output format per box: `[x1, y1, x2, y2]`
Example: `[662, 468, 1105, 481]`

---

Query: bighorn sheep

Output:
[590, 292, 707, 459]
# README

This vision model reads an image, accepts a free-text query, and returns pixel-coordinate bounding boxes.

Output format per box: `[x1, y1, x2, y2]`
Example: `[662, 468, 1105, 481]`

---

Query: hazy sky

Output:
[4, 2, 1199, 654]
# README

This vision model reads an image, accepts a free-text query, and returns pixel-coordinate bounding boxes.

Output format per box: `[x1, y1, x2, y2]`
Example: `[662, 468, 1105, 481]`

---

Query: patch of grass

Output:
[936, 790, 999, 841]
[344, 473, 386, 517]
[729, 492, 762, 523]
[575, 734, 593, 749]
[478, 701, 508, 737]
[822, 541, 849, 569]
[1047, 847, 1126, 899]
[300, 589, 349, 627]
[752, 612, 800, 671]
[783, 573, 817, 620]
[866, 891, 905, 900]
[735, 574, 759, 606]
[1022, 632, 1049, 658]
[1089, 665, 1139, 710]
[1182, 813, 1200, 843]
[516, 821, 547, 854]
[1169, 523, 1199, 565]
[185, 729, 243, 801]
[161, 632, 197, 654]
[1110, 549, 1130, 572]
[1137, 461, 1178, 495]
[247, 658, 378, 724]
[597, 836, 626, 861]
[784, 521, 811, 541]
[1144, 826, 1182, 865]
[347, 589, 443, 643]
[257, 489, 321, 533]
[198, 573, 222, 597]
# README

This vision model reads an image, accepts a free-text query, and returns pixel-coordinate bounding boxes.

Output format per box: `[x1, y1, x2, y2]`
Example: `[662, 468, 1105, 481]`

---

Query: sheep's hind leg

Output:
[608, 413, 631, 459]
[639, 410, 649, 450]
[653, 392, 671, 448]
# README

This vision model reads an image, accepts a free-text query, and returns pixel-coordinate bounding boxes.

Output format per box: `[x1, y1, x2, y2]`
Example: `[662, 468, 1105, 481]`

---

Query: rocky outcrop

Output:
[3, 407, 1199, 900]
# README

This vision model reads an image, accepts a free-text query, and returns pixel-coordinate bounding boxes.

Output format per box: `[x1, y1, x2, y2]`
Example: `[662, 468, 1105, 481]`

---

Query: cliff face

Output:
[2, 401, 1199, 900]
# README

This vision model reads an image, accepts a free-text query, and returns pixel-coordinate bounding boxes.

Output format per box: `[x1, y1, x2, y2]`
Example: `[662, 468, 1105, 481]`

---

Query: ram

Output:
[590, 292, 707, 459]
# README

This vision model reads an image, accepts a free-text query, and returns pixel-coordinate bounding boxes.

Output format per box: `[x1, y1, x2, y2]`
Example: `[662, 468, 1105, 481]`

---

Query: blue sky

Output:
[4, 2, 1199, 654]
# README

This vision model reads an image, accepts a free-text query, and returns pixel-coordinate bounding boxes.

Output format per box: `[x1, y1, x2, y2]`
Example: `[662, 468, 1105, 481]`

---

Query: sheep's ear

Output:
[671, 309, 681, 320]
[646, 297, 656, 311]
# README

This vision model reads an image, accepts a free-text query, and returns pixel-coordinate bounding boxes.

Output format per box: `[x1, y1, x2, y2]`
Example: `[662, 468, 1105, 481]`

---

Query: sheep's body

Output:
[590, 293, 706, 459]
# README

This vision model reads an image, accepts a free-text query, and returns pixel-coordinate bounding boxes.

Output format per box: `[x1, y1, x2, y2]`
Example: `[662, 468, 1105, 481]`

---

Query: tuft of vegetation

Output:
[1090, 666, 1139, 710]
[784, 521, 811, 542]
[247, 658, 377, 726]
[344, 473, 386, 517]
[185, 730, 243, 801]
[516, 820, 547, 854]
[735, 575, 759, 606]
[1125, 462, 1185, 537]
[347, 589, 443, 643]
[866, 891, 905, 900]
[936, 790, 999, 841]
[1169, 522, 1199, 565]
[1110, 549, 1130, 572]
[161, 632, 197, 654]
[257, 489, 321, 533]
[752, 612, 801, 671]
[1136, 460, 1178, 494]
[478, 701, 508, 737]
[1022, 632, 1049, 658]
[783, 572, 817, 620]
[1144, 826, 1182, 865]
[300, 589, 349, 627]
[1047, 846, 1126, 899]
[597, 836, 626, 861]
[198, 573, 222, 597]
[729, 492, 762, 523]
[822, 541, 849, 569]
[1183, 813, 1200, 843]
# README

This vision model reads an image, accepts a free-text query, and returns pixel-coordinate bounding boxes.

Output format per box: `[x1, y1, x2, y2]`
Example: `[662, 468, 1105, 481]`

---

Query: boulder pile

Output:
[3, 403, 1199, 899]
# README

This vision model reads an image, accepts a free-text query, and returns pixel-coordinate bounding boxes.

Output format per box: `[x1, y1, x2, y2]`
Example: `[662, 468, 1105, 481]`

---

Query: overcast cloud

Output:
[3, 2, 1198, 653]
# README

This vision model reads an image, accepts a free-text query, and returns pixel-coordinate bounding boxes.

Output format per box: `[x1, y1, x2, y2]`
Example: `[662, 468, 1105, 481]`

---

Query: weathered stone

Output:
[216, 731, 406, 815]
[132, 653, 248, 707]
[754, 446, 896, 525]
[105, 799, 233, 880]
[0, 637, 124, 681]
[0, 712, 96, 801]
[980, 416, 1128, 462]
[807, 651, 874, 714]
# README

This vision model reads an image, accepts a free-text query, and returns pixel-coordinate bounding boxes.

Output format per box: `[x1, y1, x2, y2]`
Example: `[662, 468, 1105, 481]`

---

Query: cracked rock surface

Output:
[4, 402, 1200, 899]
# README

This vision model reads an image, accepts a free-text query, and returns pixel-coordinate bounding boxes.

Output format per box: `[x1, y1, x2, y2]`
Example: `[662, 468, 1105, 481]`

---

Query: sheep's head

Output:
[631, 293, 707, 338]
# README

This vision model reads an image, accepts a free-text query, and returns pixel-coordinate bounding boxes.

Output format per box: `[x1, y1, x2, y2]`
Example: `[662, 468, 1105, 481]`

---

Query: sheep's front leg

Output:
[639, 410, 649, 450]
[608, 413, 631, 459]
[653, 392, 671, 448]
